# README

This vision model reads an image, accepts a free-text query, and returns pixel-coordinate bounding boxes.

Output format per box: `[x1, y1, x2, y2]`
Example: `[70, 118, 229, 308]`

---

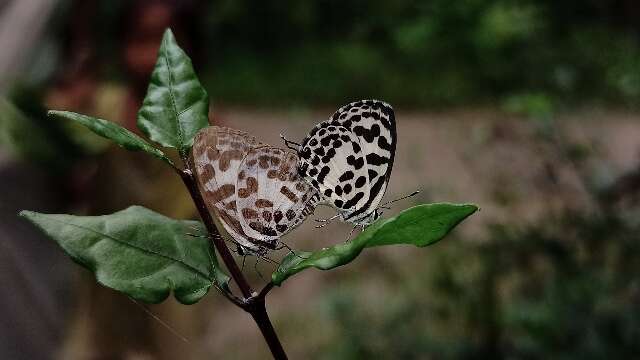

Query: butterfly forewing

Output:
[236, 146, 319, 247]
[192, 126, 265, 252]
[298, 100, 396, 224]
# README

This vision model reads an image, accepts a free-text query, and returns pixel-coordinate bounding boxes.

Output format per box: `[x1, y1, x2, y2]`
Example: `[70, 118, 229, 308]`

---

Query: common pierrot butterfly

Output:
[192, 126, 320, 255]
[283, 100, 399, 227]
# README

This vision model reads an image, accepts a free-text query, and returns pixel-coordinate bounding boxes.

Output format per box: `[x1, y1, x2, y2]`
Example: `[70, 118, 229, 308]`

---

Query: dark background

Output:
[1, 0, 640, 359]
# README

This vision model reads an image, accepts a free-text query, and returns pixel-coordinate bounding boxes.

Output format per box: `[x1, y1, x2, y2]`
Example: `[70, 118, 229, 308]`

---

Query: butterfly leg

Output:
[241, 255, 247, 271]
[314, 213, 341, 228]
[346, 224, 359, 242]
[276, 241, 307, 260]
[280, 133, 302, 151]
[185, 233, 207, 238]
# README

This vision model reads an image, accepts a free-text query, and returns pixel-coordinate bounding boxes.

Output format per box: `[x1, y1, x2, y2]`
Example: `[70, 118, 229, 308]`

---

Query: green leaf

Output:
[137, 28, 209, 152]
[272, 203, 478, 286]
[48, 110, 174, 166]
[20, 206, 229, 304]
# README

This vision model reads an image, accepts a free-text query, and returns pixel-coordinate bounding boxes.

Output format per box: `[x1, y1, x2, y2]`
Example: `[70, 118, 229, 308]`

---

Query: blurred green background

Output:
[1, 0, 640, 359]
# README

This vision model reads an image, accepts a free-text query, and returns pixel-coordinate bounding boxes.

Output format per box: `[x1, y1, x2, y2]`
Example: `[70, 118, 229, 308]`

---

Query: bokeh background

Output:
[2, 0, 640, 359]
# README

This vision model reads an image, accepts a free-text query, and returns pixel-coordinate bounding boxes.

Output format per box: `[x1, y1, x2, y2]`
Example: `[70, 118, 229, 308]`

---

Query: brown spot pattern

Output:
[276, 224, 287, 233]
[255, 199, 274, 208]
[267, 170, 278, 179]
[206, 147, 220, 161]
[262, 211, 272, 222]
[249, 221, 264, 232]
[205, 184, 235, 203]
[238, 170, 246, 180]
[286, 209, 296, 221]
[219, 150, 244, 171]
[258, 155, 270, 169]
[296, 183, 306, 192]
[238, 177, 258, 198]
[225, 201, 237, 211]
[242, 208, 258, 219]
[274, 211, 283, 223]
[200, 164, 215, 184]
[280, 186, 299, 203]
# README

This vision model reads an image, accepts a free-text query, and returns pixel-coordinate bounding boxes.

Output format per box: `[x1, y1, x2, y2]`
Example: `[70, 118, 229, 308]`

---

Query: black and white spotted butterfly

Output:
[283, 100, 411, 228]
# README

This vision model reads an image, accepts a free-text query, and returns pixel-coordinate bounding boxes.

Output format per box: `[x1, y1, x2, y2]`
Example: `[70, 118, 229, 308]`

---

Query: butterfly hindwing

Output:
[236, 147, 319, 247]
[298, 100, 396, 224]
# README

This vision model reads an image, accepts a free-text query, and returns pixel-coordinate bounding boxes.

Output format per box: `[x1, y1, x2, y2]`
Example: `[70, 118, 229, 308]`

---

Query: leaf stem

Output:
[177, 156, 288, 359]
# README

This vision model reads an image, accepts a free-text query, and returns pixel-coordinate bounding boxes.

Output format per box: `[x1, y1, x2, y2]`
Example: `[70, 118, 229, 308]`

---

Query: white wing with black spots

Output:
[296, 100, 396, 225]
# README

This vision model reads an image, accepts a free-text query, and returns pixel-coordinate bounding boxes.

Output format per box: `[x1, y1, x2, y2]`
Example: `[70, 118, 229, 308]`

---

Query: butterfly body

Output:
[192, 126, 319, 254]
[295, 100, 396, 226]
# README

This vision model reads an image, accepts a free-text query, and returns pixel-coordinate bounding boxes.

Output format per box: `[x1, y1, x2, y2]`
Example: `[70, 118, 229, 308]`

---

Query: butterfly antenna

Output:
[380, 190, 421, 208]
[280, 133, 301, 151]
[128, 297, 189, 344]
[241, 255, 247, 271]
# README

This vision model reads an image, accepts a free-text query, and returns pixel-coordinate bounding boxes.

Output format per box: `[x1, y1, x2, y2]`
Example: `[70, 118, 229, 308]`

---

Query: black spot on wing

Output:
[339, 171, 354, 182]
[366, 153, 389, 166]
[343, 192, 364, 210]
[346, 155, 364, 170]
[351, 142, 361, 153]
[377, 136, 392, 151]
[321, 148, 336, 163]
[355, 176, 366, 188]
[368, 169, 378, 181]
[317, 166, 330, 184]
[353, 124, 380, 143]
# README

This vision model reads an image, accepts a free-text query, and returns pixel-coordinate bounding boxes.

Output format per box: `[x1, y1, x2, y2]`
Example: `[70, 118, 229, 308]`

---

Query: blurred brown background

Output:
[1, 0, 640, 359]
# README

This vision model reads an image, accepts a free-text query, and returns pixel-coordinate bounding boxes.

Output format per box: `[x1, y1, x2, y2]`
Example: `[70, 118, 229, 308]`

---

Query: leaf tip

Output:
[162, 28, 175, 43]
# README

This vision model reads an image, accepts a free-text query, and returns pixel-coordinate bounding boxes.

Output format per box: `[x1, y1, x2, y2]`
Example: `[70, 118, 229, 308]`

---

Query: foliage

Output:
[137, 29, 210, 152]
[273, 203, 477, 285]
[20, 206, 228, 305]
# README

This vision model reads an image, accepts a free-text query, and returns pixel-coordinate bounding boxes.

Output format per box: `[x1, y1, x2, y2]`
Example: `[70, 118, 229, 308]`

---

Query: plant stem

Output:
[177, 158, 288, 359]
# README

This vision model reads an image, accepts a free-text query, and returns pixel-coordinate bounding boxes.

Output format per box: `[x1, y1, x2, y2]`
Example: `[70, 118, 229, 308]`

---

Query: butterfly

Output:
[192, 126, 320, 255]
[283, 100, 397, 227]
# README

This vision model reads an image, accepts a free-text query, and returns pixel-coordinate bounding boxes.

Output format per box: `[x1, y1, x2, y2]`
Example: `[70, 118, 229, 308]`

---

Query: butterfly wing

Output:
[192, 126, 265, 252]
[236, 146, 319, 248]
[298, 100, 396, 224]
